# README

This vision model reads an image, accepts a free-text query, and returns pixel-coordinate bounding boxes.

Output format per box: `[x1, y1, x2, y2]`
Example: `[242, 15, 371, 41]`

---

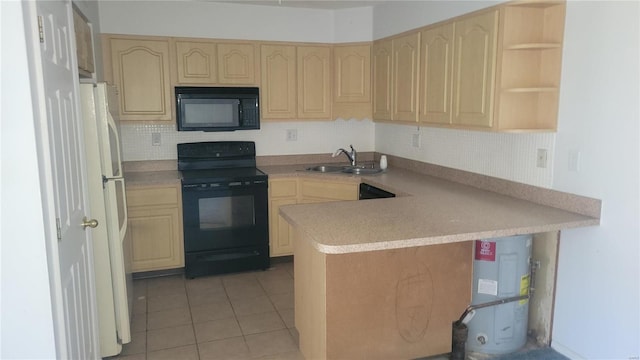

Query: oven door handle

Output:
[182, 182, 257, 191]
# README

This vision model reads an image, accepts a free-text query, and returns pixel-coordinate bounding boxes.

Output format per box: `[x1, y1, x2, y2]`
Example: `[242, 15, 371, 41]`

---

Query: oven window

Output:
[198, 195, 255, 229]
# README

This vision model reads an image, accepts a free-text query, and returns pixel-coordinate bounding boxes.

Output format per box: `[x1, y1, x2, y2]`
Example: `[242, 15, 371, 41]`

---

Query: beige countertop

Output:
[124, 170, 181, 187]
[274, 165, 601, 254]
[122, 159, 600, 255]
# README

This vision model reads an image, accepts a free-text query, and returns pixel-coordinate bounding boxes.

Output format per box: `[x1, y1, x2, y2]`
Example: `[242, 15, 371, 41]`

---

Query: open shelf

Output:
[496, 91, 559, 131]
[501, 3, 565, 49]
[502, 87, 558, 93]
[504, 43, 561, 50]
[494, 1, 565, 132]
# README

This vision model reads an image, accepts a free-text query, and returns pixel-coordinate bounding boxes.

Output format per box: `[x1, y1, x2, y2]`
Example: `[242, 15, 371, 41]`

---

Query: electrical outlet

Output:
[412, 133, 420, 148]
[536, 148, 548, 168]
[151, 132, 161, 146]
[286, 129, 298, 141]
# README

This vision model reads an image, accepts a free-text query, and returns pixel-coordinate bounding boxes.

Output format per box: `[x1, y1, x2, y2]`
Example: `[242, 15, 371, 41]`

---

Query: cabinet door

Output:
[261, 44, 297, 119]
[108, 37, 172, 121]
[73, 8, 94, 76]
[269, 178, 298, 257]
[128, 206, 183, 272]
[297, 45, 332, 119]
[372, 39, 393, 120]
[299, 179, 358, 202]
[333, 44, 372, 120]
[334, 44, 371, 103]
[452, 10, 498, 128]
[175, 40, 217, 84]
[392, 32, 420, 122]
[269, 198, 297, 257]
[217, 43, 258, 85]
[127, 185, 183, 272]
[420, 23, 454, 124]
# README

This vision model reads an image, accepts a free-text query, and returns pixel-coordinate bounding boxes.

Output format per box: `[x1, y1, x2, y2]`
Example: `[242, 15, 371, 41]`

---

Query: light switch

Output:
[568, 150, 581, 172]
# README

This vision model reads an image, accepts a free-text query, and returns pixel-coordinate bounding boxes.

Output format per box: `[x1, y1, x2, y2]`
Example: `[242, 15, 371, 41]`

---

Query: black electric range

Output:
[178, 141, 269, 278]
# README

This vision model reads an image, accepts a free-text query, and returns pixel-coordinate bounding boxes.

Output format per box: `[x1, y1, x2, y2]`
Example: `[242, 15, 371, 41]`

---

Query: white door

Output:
[24, 0, 100, 358]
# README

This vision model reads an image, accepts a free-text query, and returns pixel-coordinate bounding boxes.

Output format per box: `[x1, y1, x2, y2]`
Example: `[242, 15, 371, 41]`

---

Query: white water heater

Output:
[466, 235, 532, 354]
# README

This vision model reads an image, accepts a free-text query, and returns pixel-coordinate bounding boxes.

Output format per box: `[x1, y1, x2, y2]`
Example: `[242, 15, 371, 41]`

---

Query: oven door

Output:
[181, 181, 268, 253]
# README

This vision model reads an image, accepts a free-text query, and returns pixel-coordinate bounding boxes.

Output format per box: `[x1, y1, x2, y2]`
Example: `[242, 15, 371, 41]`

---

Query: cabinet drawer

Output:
[270, 179, 298, 198]
[300, 179, 358, 201]
[127, 186, 179, 207]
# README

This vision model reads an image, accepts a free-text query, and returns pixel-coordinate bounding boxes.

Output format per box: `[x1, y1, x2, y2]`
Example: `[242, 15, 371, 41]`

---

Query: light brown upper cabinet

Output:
[378, 0, 565, 132]
[297, 45, 332, 119]
[419, 23, 454, 125]
[103, 35, 173, 121]
[372, 39, 393, 121]
[73, 7, 94, 77]
[174, 39, 217, 84]
[333, 44, 372, 120]
[261, 44, 297, 119]
[493, 2, 565, 131]
[451, 10, 499, 128]
[392, 32, 421, 122]
[216, 42, 259, 85]
[260, 44, 332, 120]
[373, 32, 422, 122]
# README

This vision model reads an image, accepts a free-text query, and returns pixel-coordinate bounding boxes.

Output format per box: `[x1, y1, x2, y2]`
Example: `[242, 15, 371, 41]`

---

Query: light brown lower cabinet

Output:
[269, 178, 298, 257]
[268, 177, 358, 257]
[126, 184, 184, 272]
[298, 178, 359, 203]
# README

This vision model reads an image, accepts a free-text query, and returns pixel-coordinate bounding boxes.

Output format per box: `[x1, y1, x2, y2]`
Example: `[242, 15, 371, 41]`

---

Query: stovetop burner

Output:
[177, 141, 266, 184]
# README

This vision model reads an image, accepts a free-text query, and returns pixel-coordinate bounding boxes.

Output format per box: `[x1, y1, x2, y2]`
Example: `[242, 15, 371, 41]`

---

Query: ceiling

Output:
[211, 0, 389, 10]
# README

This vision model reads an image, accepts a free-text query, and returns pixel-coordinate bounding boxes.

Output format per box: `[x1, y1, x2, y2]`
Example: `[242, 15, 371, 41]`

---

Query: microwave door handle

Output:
[237, 100, 243, 126]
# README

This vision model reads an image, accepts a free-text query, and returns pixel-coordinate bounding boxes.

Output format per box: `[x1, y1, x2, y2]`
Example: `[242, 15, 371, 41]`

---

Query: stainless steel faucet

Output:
[332, 145, 357, 166]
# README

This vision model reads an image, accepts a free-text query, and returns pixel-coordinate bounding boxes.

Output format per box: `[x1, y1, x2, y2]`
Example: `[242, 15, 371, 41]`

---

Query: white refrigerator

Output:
[80, 82, 132, 357]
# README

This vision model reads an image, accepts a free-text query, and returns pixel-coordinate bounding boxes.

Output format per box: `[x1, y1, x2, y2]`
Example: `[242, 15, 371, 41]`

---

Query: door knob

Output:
[81, 217, 99, 229]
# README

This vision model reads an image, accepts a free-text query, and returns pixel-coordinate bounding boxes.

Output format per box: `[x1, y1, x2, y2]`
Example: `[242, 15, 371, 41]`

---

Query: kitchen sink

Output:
[305, 165, 348, 173]
[342, 167, 384, 175]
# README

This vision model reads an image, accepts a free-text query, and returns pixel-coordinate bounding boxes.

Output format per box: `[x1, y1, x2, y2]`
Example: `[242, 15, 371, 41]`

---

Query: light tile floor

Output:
[111, 260, 302, 360]
[111, 259, 558, 360]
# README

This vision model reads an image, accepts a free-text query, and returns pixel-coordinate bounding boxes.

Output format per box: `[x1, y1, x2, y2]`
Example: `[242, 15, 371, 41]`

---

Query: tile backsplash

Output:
[121, 119, 555, 188]
[120, 119, 376, 161]
[375, 123, 556, 188]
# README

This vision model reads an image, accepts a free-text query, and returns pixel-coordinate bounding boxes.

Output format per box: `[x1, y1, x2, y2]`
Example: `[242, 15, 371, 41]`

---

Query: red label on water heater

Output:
[475, 240, 496, 261]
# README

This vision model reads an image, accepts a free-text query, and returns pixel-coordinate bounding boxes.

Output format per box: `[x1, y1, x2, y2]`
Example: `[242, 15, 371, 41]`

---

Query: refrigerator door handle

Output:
[102, 174, 124, 188]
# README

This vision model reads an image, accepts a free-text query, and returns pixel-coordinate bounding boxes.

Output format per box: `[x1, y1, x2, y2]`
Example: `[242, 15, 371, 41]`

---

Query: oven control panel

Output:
[178, 141, 255, 159]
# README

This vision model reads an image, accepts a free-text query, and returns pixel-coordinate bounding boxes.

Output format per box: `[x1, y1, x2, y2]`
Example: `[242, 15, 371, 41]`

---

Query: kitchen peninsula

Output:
[277, 161, 600, 360]
[122, 156, 601, 359]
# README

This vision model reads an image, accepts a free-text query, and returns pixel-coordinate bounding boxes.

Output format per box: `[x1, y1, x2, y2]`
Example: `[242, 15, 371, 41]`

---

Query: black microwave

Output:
[175, 86, 260, 132]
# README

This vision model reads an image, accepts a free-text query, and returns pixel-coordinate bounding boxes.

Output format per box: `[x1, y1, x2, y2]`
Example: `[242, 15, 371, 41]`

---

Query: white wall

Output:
[550, 2, 639, 358]
[372, 0, 503, 39]
[0, 1, 57, 358]
[334, 6, 373, 43]
[100, 1, 333, 42]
